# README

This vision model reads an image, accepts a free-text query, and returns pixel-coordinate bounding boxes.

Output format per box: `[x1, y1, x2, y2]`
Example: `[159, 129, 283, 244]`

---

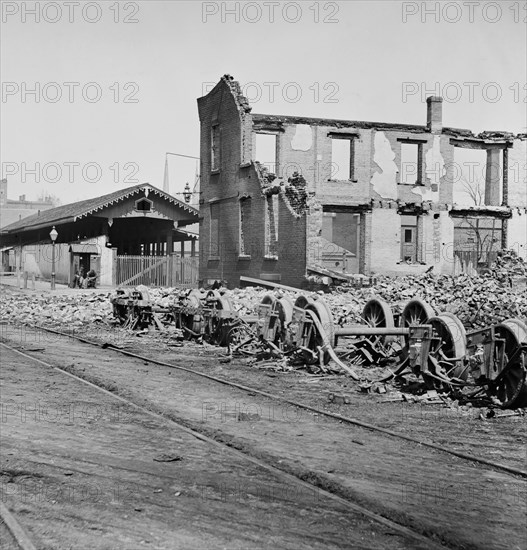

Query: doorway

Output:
[321, 210, 361, 273]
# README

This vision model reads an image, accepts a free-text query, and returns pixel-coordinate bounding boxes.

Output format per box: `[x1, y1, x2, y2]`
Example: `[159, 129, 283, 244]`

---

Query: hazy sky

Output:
[1, 0, 525, 204]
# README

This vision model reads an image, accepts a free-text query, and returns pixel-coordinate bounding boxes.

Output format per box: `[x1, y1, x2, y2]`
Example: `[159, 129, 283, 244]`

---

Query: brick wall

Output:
[197, 77, 307, 288]
[272, 119, 459, 277]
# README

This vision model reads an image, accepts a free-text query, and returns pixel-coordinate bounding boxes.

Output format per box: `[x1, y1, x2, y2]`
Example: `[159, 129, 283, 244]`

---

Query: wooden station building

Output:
[0, 184, 199, 287]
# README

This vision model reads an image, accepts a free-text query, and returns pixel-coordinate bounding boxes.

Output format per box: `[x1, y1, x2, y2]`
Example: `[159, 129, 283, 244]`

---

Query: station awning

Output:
[69, 244, 100, 254]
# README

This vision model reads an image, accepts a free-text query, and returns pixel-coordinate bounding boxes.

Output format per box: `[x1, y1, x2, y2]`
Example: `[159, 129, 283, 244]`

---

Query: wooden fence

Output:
[116, 255, 198, 288]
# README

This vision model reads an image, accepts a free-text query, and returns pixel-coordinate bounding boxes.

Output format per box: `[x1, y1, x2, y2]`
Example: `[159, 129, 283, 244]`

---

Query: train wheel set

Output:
[110, 288, 527, 409]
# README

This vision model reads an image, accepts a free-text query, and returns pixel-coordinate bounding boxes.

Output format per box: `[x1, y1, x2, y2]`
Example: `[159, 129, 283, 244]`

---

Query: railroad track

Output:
[0, 501, 37, 550]
[26, 324, 527, 480]
[1, 340, 446, 550]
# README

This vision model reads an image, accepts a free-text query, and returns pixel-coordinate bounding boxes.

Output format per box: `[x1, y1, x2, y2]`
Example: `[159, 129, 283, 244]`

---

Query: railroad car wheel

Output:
[499, 319, 527, 343]
[132, 287, 151, 303]
[112, 304, 128, 325]
[292, 295, 315, 352]
[425, 314, 467, 390]
[206, 290, 234, 311]
[294, 295, 315, 310]
[261, 294, 276, 307]
[258, 294, 280, 344]
[488, 319, 527, 408]
[362, 298, 395, 344]
[179, 293, 203, 337]
[204, 292, 232, 346]
[260, 294, 277, 337]
[400, 298, 435, 360]
[275, 296, 294, 345]
[304, 298, 335, 365]
[310, 297, 336, 347]
[111, 290, 132, 325]
[400, 298, 435, 327]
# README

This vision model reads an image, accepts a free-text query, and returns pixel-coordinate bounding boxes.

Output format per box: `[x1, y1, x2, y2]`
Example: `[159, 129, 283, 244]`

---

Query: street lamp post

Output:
[183, 182, 191, 203]
[49, 226, 58, 290]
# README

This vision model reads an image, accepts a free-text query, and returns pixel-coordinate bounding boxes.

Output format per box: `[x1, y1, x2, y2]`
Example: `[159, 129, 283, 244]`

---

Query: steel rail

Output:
[0, 502, 38, 550]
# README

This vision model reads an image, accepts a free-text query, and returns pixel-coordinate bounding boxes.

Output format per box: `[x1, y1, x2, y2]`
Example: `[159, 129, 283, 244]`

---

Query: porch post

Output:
[168, 253, 174, 287]
[166, 231, 173, 256]
[69, 250, 75, 288]
[112, 247, 118, 286]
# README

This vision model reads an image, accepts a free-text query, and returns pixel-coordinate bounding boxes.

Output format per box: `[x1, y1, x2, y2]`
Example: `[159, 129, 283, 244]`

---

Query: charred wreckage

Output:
[111, 286, 527, 409]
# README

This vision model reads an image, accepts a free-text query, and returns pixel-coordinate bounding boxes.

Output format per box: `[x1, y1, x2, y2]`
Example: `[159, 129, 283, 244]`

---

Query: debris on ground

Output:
[1, 249, 525, 412]
[0, 290, 114, 327]
[153, 454, 183, 462]
[480, 408, 525, 420]
[2, 251, 525, 333]
[327, 393, 351, 405]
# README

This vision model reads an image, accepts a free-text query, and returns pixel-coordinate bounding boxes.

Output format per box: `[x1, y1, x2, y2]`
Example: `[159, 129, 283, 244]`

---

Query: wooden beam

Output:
[240, 275, 302, 293]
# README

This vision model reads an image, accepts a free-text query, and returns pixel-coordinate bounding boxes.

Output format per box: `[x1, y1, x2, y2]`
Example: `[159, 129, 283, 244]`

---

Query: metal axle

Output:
[335, 326, 410, 336]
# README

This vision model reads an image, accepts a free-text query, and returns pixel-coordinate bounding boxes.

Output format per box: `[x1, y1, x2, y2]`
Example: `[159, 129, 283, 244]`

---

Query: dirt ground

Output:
[1, 324, 526, 550]
[1, 343, 427, 550]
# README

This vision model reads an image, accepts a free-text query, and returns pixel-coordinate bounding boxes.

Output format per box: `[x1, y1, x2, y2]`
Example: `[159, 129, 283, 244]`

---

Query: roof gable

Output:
[1, 184, 198, 234]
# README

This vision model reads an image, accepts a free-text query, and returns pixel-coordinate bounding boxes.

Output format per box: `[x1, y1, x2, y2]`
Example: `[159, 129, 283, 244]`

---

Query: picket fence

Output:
[116, 255, 198, 288]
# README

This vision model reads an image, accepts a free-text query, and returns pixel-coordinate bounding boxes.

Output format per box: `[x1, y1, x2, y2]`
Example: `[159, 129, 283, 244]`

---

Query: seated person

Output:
[84, 268, 97, 288]
[72, 268, 85, 288]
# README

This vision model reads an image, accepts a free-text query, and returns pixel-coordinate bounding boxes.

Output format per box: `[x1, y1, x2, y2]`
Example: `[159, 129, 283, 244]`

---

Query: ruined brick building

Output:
[197, 75, 527, 287]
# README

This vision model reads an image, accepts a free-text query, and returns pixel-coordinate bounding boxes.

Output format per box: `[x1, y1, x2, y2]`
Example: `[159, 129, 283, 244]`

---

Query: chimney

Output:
[426, 96, 443, 134]
[19, 194, 26, 202]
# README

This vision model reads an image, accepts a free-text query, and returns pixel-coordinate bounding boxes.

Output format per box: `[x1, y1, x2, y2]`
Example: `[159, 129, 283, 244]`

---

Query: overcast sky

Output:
[1, 0, 525, 204]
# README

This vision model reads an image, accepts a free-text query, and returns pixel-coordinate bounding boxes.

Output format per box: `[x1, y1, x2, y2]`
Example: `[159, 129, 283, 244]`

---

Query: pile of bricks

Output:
[490, 250, 527, 277]
[0, 291, 114, 328]
[489, 250, 527, 292]
[3, 255, 524, 334]
[329, 272, 526, 330]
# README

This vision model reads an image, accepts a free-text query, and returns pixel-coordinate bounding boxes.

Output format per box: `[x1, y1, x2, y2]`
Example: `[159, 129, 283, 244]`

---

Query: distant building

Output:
[0, 179, 56, 229]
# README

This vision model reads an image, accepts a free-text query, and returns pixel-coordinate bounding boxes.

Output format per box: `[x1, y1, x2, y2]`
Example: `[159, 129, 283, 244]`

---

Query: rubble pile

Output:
[141, 287, 183, 309]
[0, 291, 114, 327]
[225, 273, 525, 331]
[490, 250, 527, 278]
[215, 253, 525, 330]
[335, 271, 526, 329]
[229, 287, 296, 317]
[2, 251, 525, 334]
